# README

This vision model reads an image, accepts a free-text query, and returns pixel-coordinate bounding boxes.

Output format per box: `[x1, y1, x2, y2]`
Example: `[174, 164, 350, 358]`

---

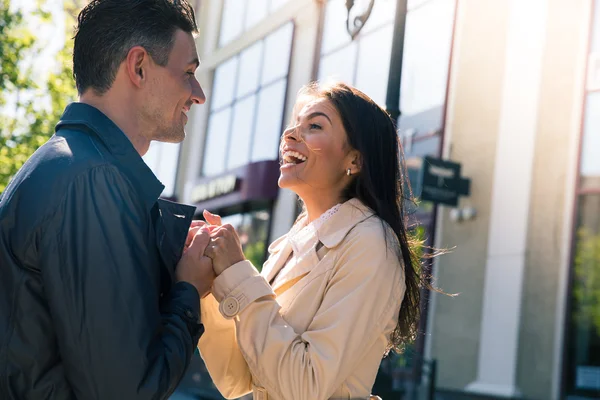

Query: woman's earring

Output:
[347, 168, 352, 176]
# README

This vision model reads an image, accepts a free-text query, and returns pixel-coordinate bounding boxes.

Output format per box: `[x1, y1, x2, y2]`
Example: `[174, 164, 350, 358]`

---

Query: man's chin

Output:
[154, 129, 185, 144]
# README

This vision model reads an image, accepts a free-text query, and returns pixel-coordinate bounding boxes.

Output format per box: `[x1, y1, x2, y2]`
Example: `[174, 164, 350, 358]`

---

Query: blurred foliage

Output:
[0, 0, 82, 193]
[244, 240, 266, 272]
[574, 227, 600, 336]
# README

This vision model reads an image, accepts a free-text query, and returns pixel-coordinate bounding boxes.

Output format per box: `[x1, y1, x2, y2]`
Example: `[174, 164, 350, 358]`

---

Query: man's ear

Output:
[125, 46, 149, 88]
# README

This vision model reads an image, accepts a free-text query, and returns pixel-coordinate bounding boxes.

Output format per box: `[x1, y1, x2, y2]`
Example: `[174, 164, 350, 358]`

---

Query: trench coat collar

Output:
[263, 198, 375, 290]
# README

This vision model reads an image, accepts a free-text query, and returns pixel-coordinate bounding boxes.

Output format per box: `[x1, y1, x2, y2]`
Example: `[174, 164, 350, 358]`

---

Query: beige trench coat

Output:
[198, 198, 406, 400]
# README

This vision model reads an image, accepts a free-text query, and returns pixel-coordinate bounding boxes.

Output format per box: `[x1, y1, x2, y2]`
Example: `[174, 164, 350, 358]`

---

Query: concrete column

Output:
[466, 0, 548, 397]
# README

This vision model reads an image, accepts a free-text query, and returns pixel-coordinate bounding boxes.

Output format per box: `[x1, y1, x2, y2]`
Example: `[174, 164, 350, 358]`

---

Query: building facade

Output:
[141, 0, 599, 399]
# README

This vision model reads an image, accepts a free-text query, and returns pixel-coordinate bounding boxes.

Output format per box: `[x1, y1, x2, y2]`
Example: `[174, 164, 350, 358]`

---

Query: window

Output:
[318, 0, 455, 211]
[219, 0, 292, 47]
[565, 195, 600, 397]
[202, 23, 293, 177]
[581, 92, 600, 191]
[142, 142, 180, 198]
[565, 14, 600, 392]
[400, 0, 456, 117]
[318, 0, 455, 110]
[222, 209, 271, 269]
[318, 0, 396, 106]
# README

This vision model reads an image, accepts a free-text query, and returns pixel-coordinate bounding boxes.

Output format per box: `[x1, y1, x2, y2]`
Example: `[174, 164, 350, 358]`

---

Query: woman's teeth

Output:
[283, 151, 307, 164]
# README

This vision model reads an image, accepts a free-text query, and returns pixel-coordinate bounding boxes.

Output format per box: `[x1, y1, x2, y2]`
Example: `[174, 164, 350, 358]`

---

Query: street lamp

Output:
[345, 0, 375, 39]
[385, 0, 408, 125]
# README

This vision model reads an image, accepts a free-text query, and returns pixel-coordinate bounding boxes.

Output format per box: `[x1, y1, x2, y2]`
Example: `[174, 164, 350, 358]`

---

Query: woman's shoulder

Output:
[345, 210, 398, 250]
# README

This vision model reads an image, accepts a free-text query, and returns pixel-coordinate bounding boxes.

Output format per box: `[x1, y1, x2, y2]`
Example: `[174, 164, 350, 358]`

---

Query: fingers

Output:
[203, 209, 222, 226]
[184, 226, 202, 251]
[203, 237, 222, 260]
[209, 224, 236, 238]
[190, 220, 207, 229]
[187, 226, 211, 255]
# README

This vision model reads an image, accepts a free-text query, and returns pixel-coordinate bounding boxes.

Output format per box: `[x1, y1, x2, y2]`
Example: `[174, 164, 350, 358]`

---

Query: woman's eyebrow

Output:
[305, 112, 332, 124]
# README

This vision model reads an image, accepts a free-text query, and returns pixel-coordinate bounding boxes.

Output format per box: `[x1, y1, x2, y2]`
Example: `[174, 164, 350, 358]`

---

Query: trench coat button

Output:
[221, 297, 240, 317]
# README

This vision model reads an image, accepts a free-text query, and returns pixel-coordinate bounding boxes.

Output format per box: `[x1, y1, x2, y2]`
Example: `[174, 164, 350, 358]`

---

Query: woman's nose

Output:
[283, 125, 300, 141]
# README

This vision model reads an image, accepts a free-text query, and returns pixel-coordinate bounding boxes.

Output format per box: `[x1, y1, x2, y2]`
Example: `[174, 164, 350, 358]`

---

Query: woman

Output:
[199, 82, 422, 400]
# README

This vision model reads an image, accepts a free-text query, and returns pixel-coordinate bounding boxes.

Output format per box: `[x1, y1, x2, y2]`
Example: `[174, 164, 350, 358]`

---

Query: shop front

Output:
[189, 159, 281, 269]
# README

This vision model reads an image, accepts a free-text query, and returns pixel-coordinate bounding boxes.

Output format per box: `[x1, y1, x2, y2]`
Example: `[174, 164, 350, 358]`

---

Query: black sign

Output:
[419, 156, 470, 207]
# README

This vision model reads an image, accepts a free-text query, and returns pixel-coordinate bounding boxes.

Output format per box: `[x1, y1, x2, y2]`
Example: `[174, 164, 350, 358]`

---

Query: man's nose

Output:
[191, 79, 206, 105]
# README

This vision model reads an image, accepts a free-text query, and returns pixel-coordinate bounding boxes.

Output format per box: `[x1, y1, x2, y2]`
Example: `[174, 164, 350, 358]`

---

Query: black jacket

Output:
[0, 103, 203, 399]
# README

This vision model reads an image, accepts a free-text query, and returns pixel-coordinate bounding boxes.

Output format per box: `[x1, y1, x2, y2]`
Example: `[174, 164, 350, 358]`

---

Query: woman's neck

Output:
[301, 193, 345, 223]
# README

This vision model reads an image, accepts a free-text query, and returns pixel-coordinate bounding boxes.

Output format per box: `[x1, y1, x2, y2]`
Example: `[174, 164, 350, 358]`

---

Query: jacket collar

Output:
[55, 102, 164, 210]
[263, 198, 375, 289]
[268, 198, 376, 255]
[315, 198, 375, 248]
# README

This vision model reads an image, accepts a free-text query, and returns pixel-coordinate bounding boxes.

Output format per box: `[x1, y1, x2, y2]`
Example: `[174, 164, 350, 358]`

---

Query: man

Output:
[0, 1, 214, 399]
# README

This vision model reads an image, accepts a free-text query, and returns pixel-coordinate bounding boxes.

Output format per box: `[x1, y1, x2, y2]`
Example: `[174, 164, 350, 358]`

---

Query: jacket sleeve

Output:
[197, 294, 253, 399]
[210, 224, 406, 400]
[39, 164, 202, 400]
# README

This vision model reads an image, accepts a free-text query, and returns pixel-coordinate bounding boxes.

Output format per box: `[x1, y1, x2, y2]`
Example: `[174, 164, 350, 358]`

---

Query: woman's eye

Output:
[309, 123, 322, 130]
[186, 72, 195, 77]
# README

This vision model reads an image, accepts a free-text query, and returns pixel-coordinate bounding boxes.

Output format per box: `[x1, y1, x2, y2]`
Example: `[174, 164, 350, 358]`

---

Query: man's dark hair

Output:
[73, 0, 198, 95]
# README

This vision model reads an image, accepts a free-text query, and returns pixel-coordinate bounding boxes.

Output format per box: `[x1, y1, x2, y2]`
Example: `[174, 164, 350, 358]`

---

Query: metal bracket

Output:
[345, 0, 375, 40]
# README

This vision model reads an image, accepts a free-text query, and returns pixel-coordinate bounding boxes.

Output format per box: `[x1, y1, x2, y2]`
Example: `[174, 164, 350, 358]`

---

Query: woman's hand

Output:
[202, 210, 246, 275]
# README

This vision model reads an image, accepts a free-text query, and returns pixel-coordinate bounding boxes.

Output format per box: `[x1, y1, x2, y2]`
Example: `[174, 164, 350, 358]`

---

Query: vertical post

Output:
[428, 360, 437, 400]
[385, 0, 408, 124]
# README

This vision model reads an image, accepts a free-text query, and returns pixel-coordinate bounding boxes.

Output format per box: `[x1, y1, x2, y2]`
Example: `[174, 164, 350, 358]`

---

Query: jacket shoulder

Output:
[0, 129, 121, 227]
[345, 215, 397, 249]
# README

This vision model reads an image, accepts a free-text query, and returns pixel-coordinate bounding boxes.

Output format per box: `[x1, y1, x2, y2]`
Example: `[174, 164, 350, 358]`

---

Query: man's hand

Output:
[176, 227, 216, 297]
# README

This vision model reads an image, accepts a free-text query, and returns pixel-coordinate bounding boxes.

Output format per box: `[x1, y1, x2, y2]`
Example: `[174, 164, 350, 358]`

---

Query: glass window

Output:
[203, 108, 231, 176]
[245, 0, 269, 30]
[321, 0, 352, 54]
[318, 0, 396, 104]
[219, 0, 246, 47]
[219, 0, 291, 46]
[359, 0, 396, 35]
[222, 209, 271, 269]
[318, 0, 455, 114]
[319, 42, 358, 85]
[565, 194, 600, 398]
[227, 95, 256, 170]
[591, 0, 600, 53]
[211, 57, 238, 111]
[142, 142, 180, 198]
[355, 24, 394, 106]
[252, 80, 287, 162]
[237, 41, 264, 98]
[202, 23, 293, 177]
[261, 23, 294, 85]
[400, 0, 455, 116]
[581, 92, 600, 187]
[566, 4, 600, 397]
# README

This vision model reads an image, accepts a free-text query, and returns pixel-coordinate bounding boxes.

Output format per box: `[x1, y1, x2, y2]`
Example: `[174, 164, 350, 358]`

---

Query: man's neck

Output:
[79, 91, 150, 156]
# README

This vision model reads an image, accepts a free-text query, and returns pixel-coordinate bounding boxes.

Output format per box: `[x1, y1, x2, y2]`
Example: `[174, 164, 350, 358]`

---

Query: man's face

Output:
[143, 29, 205, 143]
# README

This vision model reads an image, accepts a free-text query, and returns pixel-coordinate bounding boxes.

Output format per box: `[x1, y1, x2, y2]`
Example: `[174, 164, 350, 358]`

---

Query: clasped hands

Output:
[176, 209, 246, 298]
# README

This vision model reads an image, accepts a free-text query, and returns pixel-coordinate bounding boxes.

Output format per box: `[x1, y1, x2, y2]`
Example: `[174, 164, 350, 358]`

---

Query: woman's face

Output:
[278, 97, 358, 201]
